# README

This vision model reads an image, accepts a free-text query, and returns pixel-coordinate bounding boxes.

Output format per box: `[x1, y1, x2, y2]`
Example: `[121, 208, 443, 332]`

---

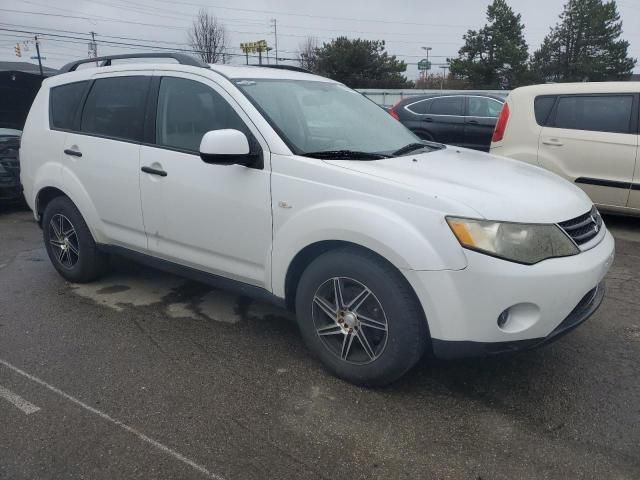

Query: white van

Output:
[20, 54, 614, 386]
[490, 82, 640, 215]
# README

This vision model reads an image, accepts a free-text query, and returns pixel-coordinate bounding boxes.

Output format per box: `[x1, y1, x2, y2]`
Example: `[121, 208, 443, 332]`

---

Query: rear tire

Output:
[295, 247, 429, 387]
[42, 196, 109, 283]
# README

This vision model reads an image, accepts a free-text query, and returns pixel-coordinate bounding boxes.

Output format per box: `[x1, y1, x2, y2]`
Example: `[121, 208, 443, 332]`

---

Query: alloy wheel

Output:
[48, 213, 80, 269]
[312, 277, 388, 364]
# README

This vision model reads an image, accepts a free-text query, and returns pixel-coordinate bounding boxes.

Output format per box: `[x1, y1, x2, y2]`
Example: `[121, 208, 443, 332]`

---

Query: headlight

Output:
[446, 217, 579, 265]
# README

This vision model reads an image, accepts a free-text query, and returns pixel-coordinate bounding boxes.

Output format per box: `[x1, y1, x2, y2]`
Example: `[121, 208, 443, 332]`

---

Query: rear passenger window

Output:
[80, 76, 150, 142]
[155, 77, 248, 152]
[553, 95, 633, 134]
[430, 97, 464, 116]
[50, 81, 88, 130]
[534, 96, 556, 126]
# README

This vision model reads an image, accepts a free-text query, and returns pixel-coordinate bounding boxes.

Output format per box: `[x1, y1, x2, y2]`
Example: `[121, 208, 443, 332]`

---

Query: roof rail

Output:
[254, 64, 311, 74]
[58, 53, 209, 73]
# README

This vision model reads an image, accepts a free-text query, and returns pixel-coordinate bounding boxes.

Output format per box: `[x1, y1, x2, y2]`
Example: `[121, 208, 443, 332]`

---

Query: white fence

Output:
[356, 89, 509, 107]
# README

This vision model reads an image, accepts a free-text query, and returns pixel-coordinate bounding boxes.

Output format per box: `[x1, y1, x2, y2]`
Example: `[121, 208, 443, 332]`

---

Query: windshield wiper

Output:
[391, 142, 432, 156]
[301, 150, 390, 160]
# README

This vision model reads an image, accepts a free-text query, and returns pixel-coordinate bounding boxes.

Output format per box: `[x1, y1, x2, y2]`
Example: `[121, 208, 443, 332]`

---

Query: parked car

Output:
[20, 53, 614, 386]
[0, 127, 22, 201]
[388, 93, 506, 151]
[490, 82, 640, 215]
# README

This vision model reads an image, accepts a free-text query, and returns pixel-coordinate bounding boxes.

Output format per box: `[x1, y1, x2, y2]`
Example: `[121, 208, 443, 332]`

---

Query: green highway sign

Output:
[418, 59, 431, 71]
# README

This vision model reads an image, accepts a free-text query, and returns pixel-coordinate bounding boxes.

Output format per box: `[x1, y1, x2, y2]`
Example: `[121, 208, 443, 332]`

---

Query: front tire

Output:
[42, 196, 109, 283]
[295, 247, 429, 386]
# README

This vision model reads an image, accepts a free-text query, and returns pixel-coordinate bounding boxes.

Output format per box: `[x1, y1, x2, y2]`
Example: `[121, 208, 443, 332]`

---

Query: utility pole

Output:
[271, 18, 278, 65]
[440, 65, 449, 90]
[34, 35, 44, 78]
[89, 31, 98, 66]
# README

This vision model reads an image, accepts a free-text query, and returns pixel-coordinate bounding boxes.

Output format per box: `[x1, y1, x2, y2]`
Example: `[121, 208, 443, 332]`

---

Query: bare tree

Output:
[297, 36, 319, 71]
[188, 9, 227, 64]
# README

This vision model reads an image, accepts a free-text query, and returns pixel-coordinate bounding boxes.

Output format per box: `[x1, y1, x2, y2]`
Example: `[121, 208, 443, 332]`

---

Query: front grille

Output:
[558, 207, 603, 246]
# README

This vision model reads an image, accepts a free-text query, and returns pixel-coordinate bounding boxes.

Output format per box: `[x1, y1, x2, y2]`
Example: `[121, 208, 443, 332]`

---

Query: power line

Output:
[0, 24, 458, 62]
[120, 0, 489, 29]
[0, 27, 300, 62]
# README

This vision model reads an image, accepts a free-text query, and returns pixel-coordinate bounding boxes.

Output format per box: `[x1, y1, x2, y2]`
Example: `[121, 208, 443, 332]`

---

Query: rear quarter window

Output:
[50, 81, 89, 130]
[534, 96, 556, 126]
[405, 99, 430, 115]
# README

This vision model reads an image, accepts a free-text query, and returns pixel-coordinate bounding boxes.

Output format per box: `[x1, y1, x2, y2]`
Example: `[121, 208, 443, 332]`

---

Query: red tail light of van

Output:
[492, 103, 510, 143]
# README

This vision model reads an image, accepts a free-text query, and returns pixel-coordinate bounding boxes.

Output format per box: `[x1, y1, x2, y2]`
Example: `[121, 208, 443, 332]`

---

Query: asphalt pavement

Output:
[1, 202, 639, 480]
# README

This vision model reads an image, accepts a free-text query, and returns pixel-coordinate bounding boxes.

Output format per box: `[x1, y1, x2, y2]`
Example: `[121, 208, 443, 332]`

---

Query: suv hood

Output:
[326, 147, 592, 223]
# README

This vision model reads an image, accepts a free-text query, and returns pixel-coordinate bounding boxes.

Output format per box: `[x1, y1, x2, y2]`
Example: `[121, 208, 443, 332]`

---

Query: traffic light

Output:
[14, 43, 21, 57]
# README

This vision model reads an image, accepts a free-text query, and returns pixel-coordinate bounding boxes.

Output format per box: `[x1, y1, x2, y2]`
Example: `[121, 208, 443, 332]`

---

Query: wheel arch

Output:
[284, 240, 354, 311]
[35, 186, 67, 224]
[35, 180, 105, 245]
[283, 240, 433, 350]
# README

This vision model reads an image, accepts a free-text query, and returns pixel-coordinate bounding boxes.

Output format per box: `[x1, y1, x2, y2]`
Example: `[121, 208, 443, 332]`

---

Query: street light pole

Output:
[421, 46, 432, 83]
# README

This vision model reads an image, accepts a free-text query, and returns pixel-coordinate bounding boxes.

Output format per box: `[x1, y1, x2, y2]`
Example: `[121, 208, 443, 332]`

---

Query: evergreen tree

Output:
[314, 37, 412, 88]
[531, 0, 636, 82]
[449, 0, 530, 89]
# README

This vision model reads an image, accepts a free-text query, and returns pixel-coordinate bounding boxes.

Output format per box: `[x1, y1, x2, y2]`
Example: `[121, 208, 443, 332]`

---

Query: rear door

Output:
[61, 74, 150, 250]
[626, 104, 640, 210]
[421, 96, 465, 144]
[463, 96, 503, 151]
[538, 93, 638, 209]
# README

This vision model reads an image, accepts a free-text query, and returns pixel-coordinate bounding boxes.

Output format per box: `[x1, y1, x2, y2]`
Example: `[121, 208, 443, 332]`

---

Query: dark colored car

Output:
[389, 94, 506, 151]
[0, 128, 23, 201]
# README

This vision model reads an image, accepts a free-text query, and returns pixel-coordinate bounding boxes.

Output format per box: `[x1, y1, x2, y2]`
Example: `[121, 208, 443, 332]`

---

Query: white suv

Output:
[490, 82, 640, 215]
[20, 54, 614, 386]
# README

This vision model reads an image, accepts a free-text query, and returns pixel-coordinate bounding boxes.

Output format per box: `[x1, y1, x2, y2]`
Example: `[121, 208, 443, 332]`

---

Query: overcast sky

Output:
[1, 0, 638, 78]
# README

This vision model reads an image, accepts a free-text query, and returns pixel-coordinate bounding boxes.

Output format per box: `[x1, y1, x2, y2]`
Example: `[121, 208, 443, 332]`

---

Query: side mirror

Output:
[199, 129, 258, 167]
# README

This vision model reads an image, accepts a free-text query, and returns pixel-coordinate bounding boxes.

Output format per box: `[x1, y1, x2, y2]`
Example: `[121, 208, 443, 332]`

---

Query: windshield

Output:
[234, 79, 423, 157]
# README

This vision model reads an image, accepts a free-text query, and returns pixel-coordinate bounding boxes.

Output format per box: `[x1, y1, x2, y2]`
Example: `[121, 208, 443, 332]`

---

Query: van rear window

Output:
[50, 81, 88, 130]
[534, 96, 556, 126]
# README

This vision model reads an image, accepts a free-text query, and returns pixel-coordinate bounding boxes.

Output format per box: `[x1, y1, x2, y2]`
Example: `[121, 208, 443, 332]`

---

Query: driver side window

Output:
[155, 77, 248, 152]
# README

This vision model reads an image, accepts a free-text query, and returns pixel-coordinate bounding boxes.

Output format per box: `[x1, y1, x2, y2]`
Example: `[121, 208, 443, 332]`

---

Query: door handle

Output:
[467, 119, 479, 124]
[423, 117, 433, 122]
[64, 149, 82, 157]
[542, 139, 564, 147]
[141, 166, 167, 177]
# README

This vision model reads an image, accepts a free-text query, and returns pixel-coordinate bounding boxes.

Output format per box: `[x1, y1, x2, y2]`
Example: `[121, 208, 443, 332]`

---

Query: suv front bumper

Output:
[404, 229, 615, 358]
[431, 281, 605, 359]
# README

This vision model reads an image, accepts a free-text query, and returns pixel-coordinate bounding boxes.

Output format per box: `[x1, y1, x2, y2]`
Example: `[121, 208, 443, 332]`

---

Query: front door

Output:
[538, 94, 638, 208]
[139, 74, 272, 288]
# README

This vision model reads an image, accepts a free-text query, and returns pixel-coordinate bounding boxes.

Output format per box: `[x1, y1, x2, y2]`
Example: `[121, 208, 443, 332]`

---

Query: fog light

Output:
[496, 303, 541, 333]
[497, 309, 509, 329]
